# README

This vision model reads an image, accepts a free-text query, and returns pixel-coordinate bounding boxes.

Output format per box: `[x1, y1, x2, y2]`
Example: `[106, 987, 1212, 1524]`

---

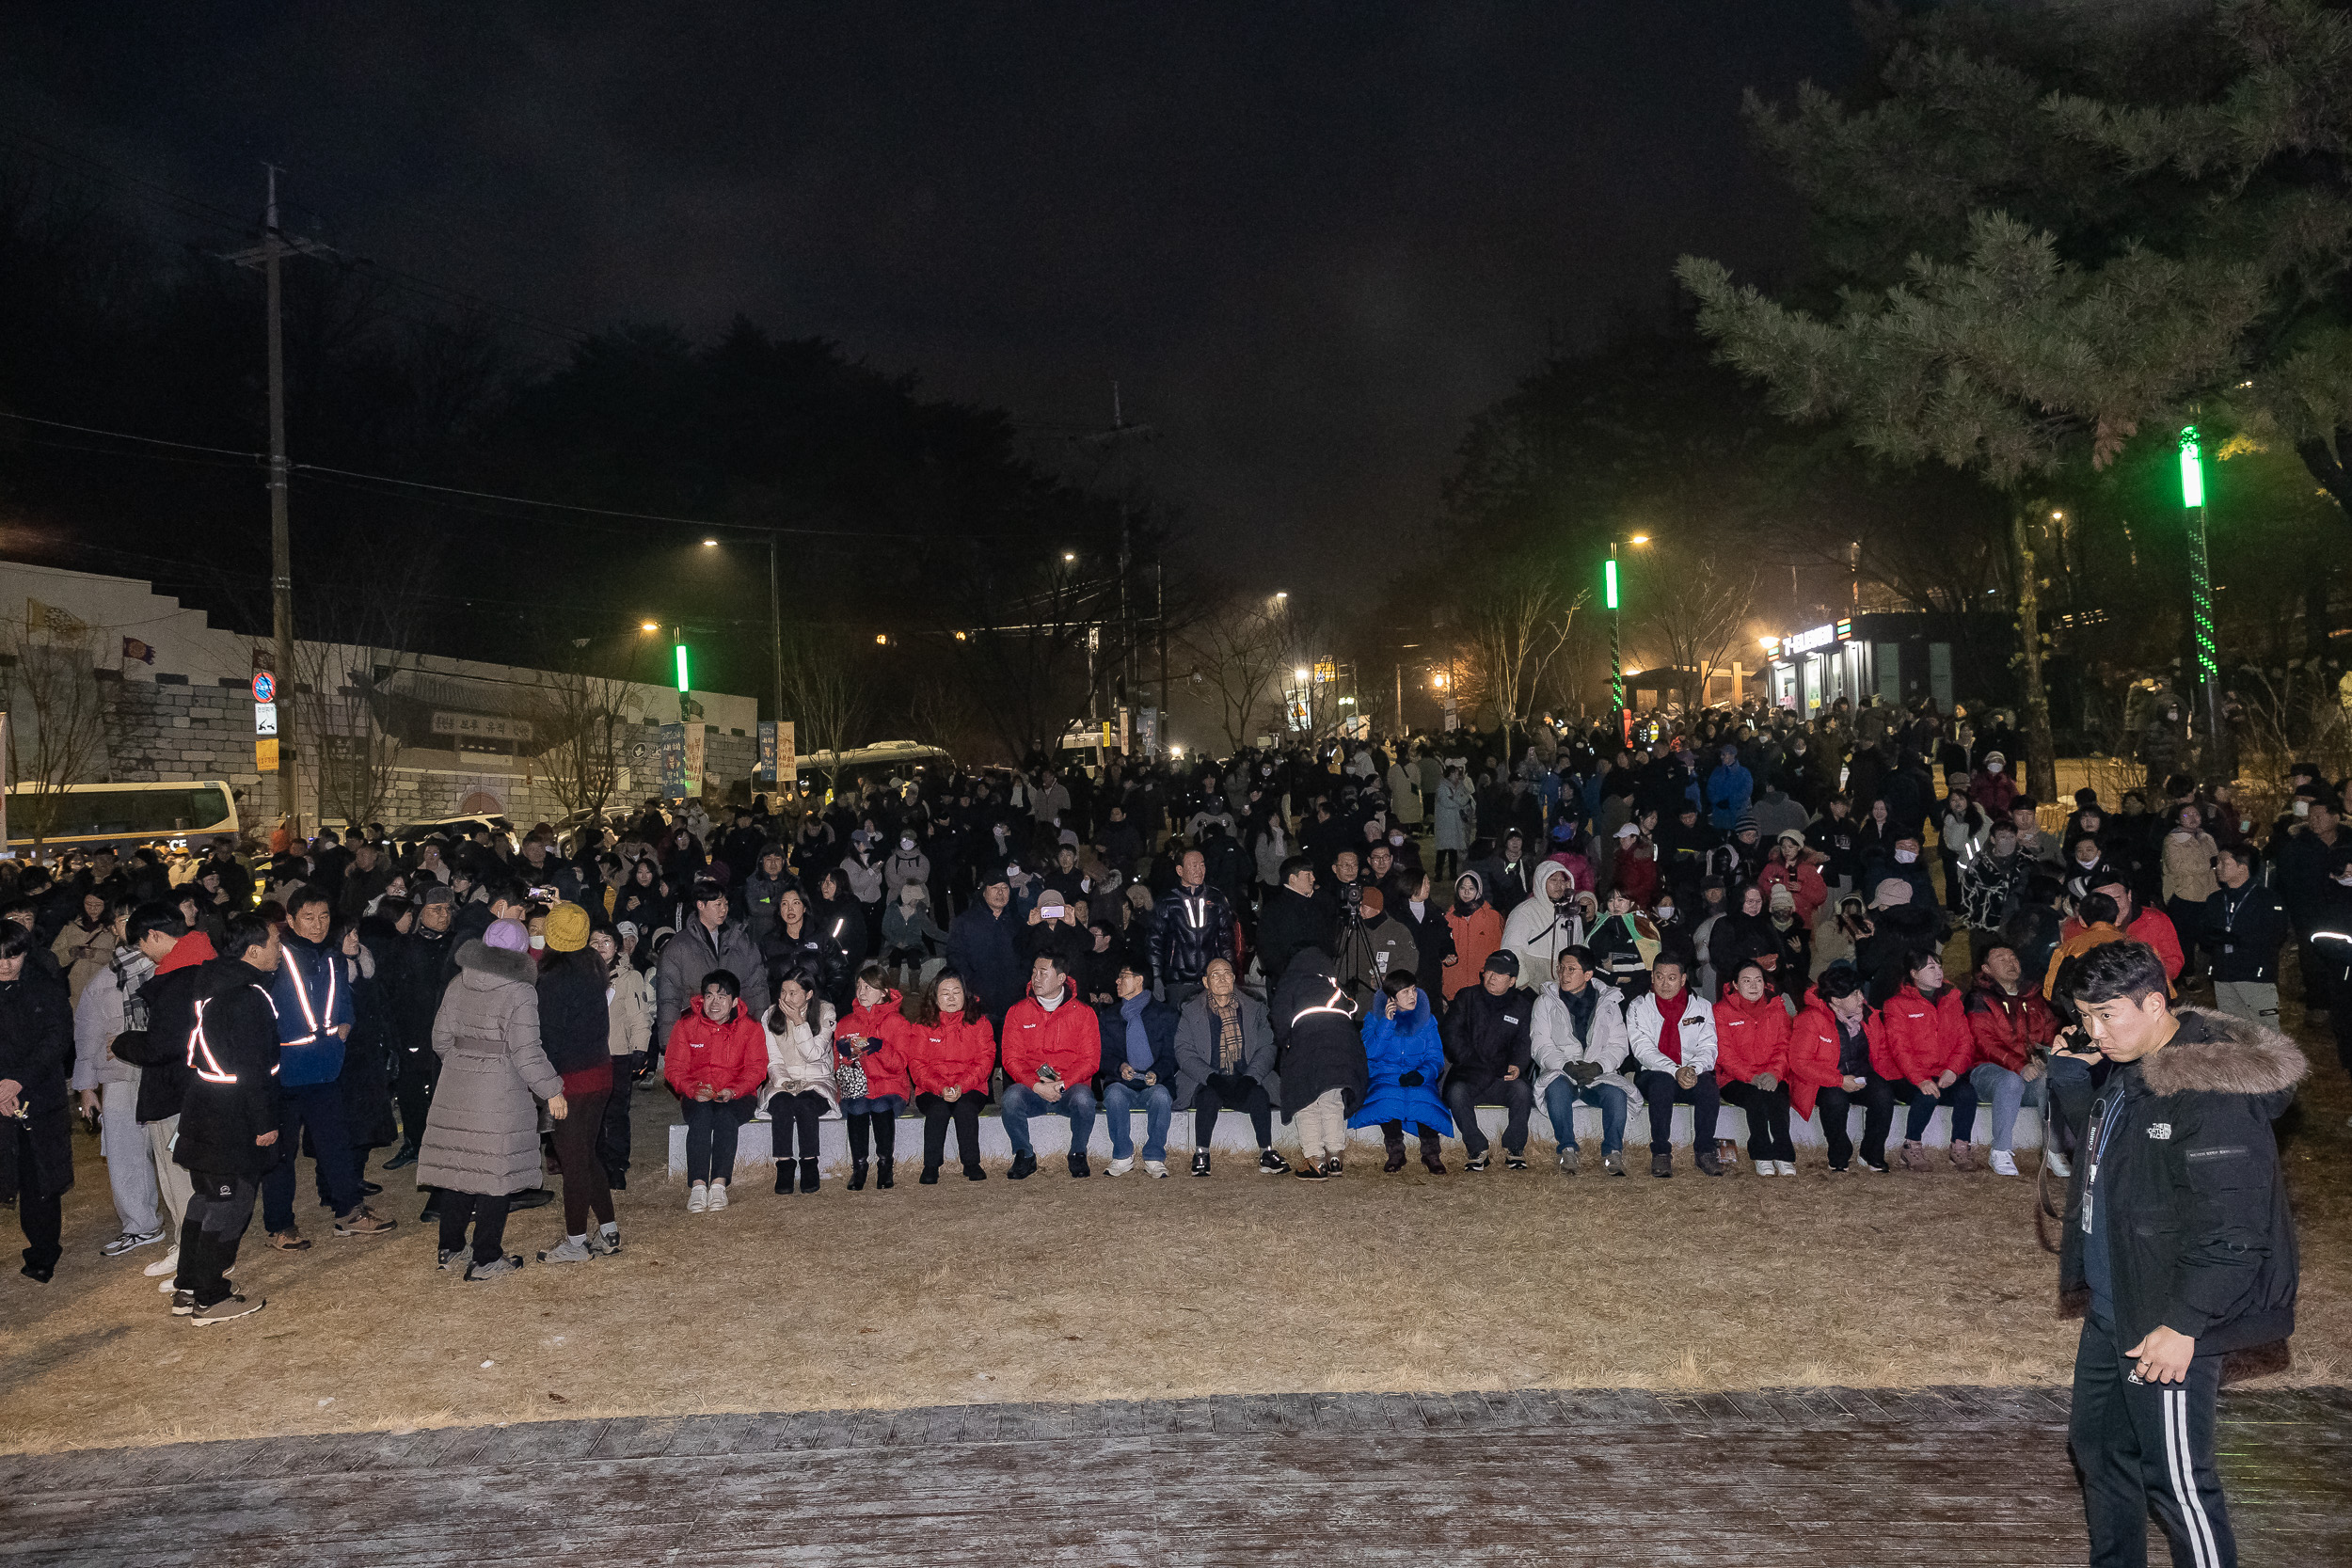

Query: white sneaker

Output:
[1142, 1160, 1170, 1179]
[1754, 1160, 1777, 1178]
[707, 1180, 729, 1211]
[1774, 1160, 1798, 1177]
[144, 1245, 181, 1278]
[687, 1182, 709, 1213]
[1989, 1148, 2020, 1177]
[2043, 1146, 2073, 1179]
[1105, 1156, 1135, 1176]
[158, 1274, 181, 1293]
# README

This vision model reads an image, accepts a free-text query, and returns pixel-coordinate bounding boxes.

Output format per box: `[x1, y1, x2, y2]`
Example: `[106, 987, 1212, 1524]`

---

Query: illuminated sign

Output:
[1785, 624, 1837, 655]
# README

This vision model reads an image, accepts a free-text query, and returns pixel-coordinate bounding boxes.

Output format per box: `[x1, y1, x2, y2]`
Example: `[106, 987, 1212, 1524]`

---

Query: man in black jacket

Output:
[1149, 849, 1235, 1008]
[2201, 845, 2290, 1031]
[1256, 856, 1334, 991]
[1439, 950, 1535, 1171]
[2059, 941, 2303, 1568]
[386, 885, 458, 1167]
[171, 914, 287, 1324]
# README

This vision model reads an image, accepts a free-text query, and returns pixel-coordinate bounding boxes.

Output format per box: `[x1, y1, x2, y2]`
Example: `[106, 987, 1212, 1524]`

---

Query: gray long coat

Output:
[1172, 989, 1280, 1109]
[416, 941, 562, 1196]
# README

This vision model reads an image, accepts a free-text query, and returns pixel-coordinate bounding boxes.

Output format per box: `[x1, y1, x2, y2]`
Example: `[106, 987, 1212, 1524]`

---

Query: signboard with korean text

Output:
[431, 711, 534, 744]
[254, 701, 278, 736]
[758, 721, 797, 784]
[256, 737, 279, 772]
[657, 723, 688, 800]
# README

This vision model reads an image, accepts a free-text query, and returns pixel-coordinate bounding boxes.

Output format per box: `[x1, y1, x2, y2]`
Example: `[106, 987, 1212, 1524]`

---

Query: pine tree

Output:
[1677, 0, 2352, 789]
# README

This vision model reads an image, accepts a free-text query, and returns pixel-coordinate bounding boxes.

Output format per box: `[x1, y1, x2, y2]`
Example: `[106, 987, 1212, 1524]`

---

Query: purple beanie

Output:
[483, 917, 530, 953]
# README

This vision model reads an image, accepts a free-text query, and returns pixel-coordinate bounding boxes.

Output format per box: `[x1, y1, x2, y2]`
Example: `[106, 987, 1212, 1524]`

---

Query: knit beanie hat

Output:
[483, 917, 530, 953]
[1872, 879, 1913, 909]
[545, 901, 591, 953]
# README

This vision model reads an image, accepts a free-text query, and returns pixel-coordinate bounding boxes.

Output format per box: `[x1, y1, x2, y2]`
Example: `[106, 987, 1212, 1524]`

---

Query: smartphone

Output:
[1041, 902, 1066, 921]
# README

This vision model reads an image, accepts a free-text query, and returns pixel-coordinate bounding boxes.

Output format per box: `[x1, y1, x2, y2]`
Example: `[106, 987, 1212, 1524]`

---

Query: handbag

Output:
[833, 1049, 869, 1101]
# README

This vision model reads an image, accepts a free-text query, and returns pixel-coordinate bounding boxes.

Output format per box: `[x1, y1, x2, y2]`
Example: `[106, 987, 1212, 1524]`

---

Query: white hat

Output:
[1614, 823, 1643, 840]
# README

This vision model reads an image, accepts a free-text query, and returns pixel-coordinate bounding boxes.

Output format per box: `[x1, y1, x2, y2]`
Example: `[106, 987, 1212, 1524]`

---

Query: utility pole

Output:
[225, 166, 333, 828]
[768, 531, 785, 728]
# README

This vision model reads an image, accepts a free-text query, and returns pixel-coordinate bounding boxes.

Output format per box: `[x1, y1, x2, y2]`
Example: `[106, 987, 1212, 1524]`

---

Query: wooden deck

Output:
[2, 1385, 2345, 1564]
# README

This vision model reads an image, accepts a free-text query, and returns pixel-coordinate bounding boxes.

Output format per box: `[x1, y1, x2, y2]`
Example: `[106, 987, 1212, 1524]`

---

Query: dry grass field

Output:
[6, 983, 2344, 1456]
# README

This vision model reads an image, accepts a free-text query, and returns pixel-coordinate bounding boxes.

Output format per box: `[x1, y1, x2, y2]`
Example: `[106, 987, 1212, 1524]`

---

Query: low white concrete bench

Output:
[666, 1101, 2040, 1177]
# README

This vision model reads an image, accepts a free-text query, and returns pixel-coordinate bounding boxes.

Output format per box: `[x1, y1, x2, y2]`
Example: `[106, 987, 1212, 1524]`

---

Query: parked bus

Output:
[5, 781, 242, 855]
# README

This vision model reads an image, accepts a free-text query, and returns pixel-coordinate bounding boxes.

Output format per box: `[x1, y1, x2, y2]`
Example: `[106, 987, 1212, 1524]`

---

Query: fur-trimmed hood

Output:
[2137, 1006, 2310, 1099]
[453, 938, 537, 985]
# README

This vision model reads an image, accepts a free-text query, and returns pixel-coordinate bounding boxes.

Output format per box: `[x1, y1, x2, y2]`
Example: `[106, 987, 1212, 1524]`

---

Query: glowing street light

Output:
[701, 538, 719, 547]
[1062, 551, 1077, 563]
[640, 621, 660, 633]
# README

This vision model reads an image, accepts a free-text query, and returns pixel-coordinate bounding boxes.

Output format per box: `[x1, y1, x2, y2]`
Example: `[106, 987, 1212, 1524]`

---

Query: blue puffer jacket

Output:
[1352, 995, 1453, 1134]
[272, 929, 354, 1087]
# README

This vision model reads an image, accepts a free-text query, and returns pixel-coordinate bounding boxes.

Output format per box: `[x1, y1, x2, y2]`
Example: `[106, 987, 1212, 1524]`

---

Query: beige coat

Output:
[416, 941, 563, 1196]
[606, 962, 653, 1057]
[763, 1001, 838, 1106]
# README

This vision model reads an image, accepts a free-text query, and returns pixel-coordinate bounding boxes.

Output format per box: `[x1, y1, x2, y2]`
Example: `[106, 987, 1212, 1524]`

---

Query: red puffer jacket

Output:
[663, 1001, 768, 1101]
[837, 990, 914, 1102]
[1712, 989, 1792, 1087]
[1867, 982, 1972, 1085]
[1964, 983, 2056, 1073]
[1786, 996, 1847, 1120]
[903, 1014, 997, 1097]
[1001, 990, 1103, 1088]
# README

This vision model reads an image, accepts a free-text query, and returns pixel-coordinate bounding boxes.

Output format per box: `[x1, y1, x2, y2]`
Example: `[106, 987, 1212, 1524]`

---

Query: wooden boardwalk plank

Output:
[4, 1385, 2344, 1566]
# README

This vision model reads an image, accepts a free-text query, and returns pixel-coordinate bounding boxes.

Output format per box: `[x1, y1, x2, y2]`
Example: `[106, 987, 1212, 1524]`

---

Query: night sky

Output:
[3, 1, 1860, 573]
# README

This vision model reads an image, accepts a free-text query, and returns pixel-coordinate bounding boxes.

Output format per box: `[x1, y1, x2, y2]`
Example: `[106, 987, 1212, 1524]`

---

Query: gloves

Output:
[1566, 1061, 1602, 1086]
[1398, 1070, 1424, 1087]
[1754, 1072, 1780, 1092]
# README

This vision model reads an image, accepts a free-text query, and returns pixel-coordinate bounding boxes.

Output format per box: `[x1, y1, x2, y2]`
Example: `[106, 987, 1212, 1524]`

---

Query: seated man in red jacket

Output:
[1964, 942, 2058, 1177]
[999, 950, 1104, 1180]
[2058, 874, 2184, 982]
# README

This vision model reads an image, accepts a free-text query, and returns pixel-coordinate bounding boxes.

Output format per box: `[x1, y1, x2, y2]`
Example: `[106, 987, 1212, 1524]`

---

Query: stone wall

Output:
[90, 674, 763, 829]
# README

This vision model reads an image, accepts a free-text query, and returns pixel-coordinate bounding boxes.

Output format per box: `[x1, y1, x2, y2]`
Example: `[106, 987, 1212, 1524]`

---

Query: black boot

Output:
[1420, 1132, 1446, 1175]
[849, 1160, 868, 1192]
[773, 1162, 793, 1195]
[876, 1159, 895, 1189]
[1383, 1129, 1407, 1173]
[919, 1164, 941, 1184]
[799, 1157, 820, 1194]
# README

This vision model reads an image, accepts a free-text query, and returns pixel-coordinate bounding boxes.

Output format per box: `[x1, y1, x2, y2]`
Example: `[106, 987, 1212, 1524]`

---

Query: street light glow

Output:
[1295, 668, 1311, 682]
[1603, 558, 1620, 610]
[675, 643, 690, 691]
[640, 621, 660, 633]
[1629, 534, 1650, 545]
[702, 538, 719, 547]
[875, 633, 889, 645]
[1275, 591, 1288, 600]
[1062, 551, 1076, 562]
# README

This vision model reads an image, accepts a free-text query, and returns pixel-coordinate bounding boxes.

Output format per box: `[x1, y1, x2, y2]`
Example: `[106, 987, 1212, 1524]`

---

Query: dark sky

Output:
[2, 1, 1861, 573]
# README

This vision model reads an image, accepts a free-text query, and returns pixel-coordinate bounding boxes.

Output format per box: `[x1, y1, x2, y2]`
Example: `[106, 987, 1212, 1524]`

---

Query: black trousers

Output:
[1813, 1079, 1896, 1170]
[916, 1092, 982, 1171]
[11, 1120, 63, 1272]
[768, 1089, 828, 1163]
[842, 1095, 905, 1162]
[2070, 1315, 2235, 1568]
[1193, 1073, 1273, 1148]
[1635, 1069, 1720, 1154]
[1719, 1079, 1794, 1162]
[178, 1169, 258, 1307]
[596, 1056, 640, 1182]
[392, 1043, 438, 1149]
[1442, 1073, 1534, 1156]
[437, 1191, 512, 1267]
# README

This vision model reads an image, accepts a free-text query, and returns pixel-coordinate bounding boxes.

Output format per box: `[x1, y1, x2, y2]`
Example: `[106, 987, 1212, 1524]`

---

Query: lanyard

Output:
[2082, 1086, 2126, 1235]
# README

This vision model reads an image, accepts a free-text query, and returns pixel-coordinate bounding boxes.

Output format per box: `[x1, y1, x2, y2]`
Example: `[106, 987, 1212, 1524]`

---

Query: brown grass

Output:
[5, 983, 2345, 1457]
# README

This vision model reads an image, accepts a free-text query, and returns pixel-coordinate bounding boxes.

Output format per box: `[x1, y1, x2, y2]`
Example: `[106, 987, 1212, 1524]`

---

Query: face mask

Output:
[529, 934, 547, 950]
[1895, 849, 1917, 864]
[1390, 833, 1405, 847]
[1656, 905, 1676, 923]
[901, 837, 914, 851]
[1986, 761, 2002, 774]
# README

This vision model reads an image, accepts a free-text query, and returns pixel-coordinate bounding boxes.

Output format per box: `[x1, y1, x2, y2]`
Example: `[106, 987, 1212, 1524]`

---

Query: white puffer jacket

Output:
[1527, 978, 1636, 1101]
[763, 1000, 839, 1107]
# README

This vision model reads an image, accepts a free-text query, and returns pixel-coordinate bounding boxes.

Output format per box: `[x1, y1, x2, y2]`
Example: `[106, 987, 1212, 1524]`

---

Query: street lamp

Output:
[695, 533, 787, 734]
[1606, 535, 1654, 742]
[2181, 425, 2221, 763]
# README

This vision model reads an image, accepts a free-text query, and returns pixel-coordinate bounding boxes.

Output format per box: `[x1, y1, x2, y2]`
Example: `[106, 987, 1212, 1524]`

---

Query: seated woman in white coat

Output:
[761, 970, 837, 1195]
[1527, 945, 1634, 1175]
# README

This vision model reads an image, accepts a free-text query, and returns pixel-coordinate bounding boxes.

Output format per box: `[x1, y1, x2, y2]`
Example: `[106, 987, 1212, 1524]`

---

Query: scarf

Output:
[111, 945, 157, 1033]
[1208, 990, 1245, 1072]
[1120, 992, 1154, 1072]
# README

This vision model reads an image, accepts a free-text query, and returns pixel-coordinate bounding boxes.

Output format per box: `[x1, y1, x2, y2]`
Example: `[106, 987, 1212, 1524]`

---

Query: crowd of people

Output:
[0, 689, 2332, 1327]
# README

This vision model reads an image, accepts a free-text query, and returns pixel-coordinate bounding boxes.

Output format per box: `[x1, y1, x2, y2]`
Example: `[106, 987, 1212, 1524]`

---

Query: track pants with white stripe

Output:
[2070, 1315, 2235, 1568]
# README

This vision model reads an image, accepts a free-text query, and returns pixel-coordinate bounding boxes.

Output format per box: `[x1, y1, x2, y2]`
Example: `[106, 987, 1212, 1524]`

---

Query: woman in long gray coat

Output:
[418, 919, 566, 1280]
[1434, 765, 1474, 881]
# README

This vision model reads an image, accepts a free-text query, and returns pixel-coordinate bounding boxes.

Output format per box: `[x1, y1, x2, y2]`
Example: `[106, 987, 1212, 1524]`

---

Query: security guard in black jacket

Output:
[2058, 940, 2303, 1568]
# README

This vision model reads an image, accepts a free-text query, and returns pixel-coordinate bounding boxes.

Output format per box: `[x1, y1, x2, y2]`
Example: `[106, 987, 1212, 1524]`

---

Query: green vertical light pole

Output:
[1605, 544, 1624, 743]
[674, 629, 691, 721]
[2180, 426, 2223, 769]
